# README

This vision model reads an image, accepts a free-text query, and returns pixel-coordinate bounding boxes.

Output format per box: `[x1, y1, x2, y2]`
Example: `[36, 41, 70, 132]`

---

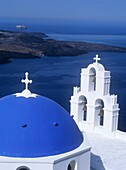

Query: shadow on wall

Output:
[91, 153, 106, 170]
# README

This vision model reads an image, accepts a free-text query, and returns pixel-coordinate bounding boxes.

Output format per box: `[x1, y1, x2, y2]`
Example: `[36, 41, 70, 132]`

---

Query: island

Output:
[0, 30, 126, 64]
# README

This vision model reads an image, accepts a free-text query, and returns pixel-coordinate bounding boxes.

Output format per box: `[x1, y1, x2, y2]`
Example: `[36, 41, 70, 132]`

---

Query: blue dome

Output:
[0, 94, 83, 158]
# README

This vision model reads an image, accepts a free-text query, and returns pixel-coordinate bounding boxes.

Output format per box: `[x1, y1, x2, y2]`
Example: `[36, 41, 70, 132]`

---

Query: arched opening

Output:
[16, 166, 30, 170]
[68, 164, 72, 170]
[89, 67, 96, 91]
[78, 96, 87, 122]
[67, 160, 77, 170]
[95, 99, 104, 126]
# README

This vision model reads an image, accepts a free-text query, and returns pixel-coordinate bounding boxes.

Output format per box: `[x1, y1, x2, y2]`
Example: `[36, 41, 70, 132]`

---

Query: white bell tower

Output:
[70, 54, 120, 137]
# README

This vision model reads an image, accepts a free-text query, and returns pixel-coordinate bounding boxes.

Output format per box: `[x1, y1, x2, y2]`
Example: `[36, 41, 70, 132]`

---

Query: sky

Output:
[0, 0, 126, 25]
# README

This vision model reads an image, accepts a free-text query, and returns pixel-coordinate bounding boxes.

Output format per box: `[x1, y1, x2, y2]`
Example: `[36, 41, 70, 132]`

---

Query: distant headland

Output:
[0, 30, 126, 64]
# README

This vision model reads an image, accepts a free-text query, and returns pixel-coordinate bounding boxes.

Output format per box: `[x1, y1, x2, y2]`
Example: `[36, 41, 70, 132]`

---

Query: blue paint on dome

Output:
[0, 95, 83, 158]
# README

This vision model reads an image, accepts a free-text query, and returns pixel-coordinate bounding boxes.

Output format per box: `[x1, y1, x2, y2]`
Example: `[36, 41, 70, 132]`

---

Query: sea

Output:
[0, 22, 126, 132]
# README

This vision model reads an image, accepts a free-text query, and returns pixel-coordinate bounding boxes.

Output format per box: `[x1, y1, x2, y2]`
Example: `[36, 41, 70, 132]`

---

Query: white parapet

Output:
[115, 130, 126, 141]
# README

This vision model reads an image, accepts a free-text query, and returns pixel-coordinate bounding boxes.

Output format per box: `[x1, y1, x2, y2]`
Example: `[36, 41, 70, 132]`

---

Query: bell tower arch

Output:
[89, 67, 96, 91]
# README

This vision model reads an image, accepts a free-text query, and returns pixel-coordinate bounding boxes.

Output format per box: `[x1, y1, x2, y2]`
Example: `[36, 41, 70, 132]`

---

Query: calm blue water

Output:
[0, 23, 126, 131]
[48, 34, 126, 48]
[0, 52, 125, 131]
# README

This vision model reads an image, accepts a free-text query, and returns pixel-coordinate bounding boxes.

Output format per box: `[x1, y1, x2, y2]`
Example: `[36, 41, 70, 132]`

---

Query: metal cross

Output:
[21, 72, 32, 90]
[93, 54, 101, 64]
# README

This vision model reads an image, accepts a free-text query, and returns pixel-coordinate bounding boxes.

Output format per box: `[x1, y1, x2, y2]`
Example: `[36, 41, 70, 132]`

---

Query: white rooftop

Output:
[87, 132, 126, 170]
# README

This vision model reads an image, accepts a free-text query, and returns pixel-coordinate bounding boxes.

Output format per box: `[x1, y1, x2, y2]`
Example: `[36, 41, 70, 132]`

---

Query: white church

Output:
[0, 54, 125, 170]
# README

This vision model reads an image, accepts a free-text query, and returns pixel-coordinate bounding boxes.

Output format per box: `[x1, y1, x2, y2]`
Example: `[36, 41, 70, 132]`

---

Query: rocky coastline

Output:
[0, 30, 126, 64]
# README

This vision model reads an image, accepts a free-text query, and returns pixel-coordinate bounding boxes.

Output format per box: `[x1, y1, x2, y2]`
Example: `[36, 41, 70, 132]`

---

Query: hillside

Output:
[0, 30, 126, 64]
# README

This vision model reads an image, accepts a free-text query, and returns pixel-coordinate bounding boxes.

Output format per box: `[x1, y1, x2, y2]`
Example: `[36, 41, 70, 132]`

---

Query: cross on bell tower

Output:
[21, 72, 32, 90]
[93, 54, 100, 64]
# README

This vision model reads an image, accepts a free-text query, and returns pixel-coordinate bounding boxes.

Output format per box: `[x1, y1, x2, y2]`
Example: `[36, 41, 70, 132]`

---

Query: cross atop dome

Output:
[21, 72, 32, 91]
[15, 72, 37, 98]
[93, 54, 101, 64]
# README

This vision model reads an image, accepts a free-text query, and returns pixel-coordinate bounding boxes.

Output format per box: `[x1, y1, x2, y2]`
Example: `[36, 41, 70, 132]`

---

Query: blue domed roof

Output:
[0, 94, 83, 158]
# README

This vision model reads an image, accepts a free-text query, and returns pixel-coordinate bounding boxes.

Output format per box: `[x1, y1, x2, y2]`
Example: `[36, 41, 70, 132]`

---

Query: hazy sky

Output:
[0, 0, 126, 23]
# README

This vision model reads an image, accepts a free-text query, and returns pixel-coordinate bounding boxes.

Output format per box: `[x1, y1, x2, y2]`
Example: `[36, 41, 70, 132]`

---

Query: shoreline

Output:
[0, 30, 126, 64]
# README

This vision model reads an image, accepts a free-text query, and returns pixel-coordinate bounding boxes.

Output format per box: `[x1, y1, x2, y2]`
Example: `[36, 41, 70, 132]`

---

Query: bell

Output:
[98, 108, 104, 117]
[83, 104, 87, 111]
[92, 76, 96, 82]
